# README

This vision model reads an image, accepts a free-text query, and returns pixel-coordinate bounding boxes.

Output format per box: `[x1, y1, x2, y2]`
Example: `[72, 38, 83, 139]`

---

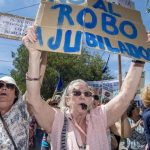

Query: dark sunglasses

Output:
[72, 90, 93, 97]
[93, 95, 100, 101]
[0, 82, 15, 90]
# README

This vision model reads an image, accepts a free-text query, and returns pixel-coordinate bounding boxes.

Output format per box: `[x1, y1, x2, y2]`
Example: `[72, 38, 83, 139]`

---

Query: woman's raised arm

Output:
[22, 26, 56, 133]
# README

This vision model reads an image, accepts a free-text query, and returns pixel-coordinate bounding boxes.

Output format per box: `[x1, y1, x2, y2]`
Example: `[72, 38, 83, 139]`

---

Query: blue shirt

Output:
[142, 108, 150, 150]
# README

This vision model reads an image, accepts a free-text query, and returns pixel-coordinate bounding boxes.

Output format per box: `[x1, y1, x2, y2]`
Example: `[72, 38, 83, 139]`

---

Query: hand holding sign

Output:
[31, 0, 150, 62]
[22, 26, 38, 53]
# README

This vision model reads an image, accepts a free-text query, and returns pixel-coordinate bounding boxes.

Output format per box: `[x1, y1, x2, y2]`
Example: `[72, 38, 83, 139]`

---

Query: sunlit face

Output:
[66, 82, 94, 114]
[0, 81, 16, 114]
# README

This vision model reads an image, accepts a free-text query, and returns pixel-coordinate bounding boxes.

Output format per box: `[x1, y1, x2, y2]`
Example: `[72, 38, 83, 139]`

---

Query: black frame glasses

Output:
[72, 90, 93, 97]
[0, 82, 15, 90]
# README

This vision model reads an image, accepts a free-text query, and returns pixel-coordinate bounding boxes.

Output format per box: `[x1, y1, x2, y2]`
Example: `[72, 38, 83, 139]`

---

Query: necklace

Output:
[76, 140, 86, 149]
[71, 116, 87, 149]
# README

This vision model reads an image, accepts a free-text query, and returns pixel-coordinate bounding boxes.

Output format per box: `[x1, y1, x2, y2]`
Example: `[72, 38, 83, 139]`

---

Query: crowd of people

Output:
[0, 26, 150, 150]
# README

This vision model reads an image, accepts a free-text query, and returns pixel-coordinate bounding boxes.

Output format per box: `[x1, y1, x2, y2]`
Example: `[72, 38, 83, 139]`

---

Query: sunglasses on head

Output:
[0, 82, 15, 90]
[72, 90, 93, 97]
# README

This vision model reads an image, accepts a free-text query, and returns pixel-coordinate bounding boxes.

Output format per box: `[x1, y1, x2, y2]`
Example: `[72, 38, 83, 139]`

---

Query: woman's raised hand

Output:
[22, 26, 38, 53]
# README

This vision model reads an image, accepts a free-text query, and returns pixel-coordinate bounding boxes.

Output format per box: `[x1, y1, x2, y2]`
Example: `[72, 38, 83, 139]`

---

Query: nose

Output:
[80, 93, 86, 98]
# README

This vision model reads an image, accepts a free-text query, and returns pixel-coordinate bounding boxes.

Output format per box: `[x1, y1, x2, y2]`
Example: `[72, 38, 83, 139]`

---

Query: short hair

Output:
[141, 85, 150, 108]
[127, 102, 137, 118]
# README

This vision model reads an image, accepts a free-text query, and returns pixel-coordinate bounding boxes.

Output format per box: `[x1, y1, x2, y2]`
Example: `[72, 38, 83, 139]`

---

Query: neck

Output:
[0, 110, 7, 115]
[71, 111, 86, 125]
[0, 107, 11, 115]
[71, 111, 87, 144]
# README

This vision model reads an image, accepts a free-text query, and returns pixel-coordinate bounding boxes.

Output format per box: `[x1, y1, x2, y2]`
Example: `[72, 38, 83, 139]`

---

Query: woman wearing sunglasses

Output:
[23, 26, 146, 150]
[0, 52, 47, 149]
[0, 76, 29, 150]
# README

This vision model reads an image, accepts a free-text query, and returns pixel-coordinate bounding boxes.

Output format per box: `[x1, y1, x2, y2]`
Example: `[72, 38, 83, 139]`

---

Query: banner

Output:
[31, 0, 150, 61]
[87, 73, 145, 103]
[0, 12, 34, 40]
[87, 79, 119, 103]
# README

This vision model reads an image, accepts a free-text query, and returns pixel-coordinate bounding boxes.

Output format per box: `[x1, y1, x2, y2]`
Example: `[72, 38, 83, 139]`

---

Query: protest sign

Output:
[32, 0, 150, 61]
[0, 13, 34, 40]
[87, 73, 145, 103]
[87, 79, 119, 103]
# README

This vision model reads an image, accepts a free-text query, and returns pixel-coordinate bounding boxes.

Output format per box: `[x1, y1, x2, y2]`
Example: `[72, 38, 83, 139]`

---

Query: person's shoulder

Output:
[143, 108, 150, 116]
[90, 105, 106, 116]
[143, 111, 150, 120]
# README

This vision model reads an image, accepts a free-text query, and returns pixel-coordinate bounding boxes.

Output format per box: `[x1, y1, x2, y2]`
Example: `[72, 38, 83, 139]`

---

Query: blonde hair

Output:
[141, 85, 150, 107]
[59, 79, 91, 111]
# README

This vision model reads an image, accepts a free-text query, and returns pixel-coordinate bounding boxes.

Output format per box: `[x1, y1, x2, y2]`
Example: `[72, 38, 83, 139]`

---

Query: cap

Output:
[0, 76, 19, 92]
[0, 76, 17, 85]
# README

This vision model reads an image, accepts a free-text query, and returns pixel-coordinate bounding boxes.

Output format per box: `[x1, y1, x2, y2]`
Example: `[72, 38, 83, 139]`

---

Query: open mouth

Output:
[0, 93, 7, 96]
[79, 103, 88, 110]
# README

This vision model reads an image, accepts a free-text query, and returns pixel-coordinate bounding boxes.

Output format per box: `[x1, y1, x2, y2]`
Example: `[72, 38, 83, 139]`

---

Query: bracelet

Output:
[26, 73, 41, 81]
[132, 60, 145, 65]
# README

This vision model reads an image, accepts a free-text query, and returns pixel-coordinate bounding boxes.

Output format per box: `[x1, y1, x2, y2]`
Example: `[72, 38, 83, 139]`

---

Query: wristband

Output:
[132, 60, 145, 65]
[26, 73, 41, 81]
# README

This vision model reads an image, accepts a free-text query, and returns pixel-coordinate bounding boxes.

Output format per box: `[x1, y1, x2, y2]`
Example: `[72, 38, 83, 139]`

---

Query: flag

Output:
[102, 54, 110, 73]
[56, 75, 63, 91]
[102, 66, 108, 74]
[11, 51, 16, 58]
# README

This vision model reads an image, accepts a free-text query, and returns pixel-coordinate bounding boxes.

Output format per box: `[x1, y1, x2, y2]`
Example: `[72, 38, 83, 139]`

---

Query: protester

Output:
[110, 114, 131, 150]
[102, 98, 131, 150]
[141, 85, 150, 150]
[23, 26, 145, 150]
[47, 94, 61, 108]
[0, 46, 47, 149]
[0, 76, 29, 150]
[123, 102, 146, 150]
[92, 94, 101, 108]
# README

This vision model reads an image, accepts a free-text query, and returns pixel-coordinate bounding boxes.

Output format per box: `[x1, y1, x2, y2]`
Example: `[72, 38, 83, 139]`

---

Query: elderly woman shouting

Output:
[0, 76, 29, 150]
[23, 27, 145, 150]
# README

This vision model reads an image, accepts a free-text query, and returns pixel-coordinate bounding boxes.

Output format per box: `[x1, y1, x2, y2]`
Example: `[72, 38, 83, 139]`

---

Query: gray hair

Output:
[59, 79, 89, 111]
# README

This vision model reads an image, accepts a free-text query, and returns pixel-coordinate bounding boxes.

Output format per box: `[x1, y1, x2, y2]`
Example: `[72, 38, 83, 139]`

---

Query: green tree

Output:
[11, 45, 113, 100]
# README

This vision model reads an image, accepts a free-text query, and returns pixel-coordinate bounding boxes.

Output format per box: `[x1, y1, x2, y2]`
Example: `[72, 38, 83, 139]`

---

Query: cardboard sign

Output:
[32, 0, 150, 61]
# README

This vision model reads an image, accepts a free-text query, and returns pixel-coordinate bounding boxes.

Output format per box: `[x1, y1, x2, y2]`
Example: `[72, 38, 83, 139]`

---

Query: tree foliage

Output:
[11, 45, 113, 100]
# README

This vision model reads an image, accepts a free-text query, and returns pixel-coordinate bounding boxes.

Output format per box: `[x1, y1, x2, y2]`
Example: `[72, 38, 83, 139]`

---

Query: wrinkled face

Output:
[0, 81, 16, 113]
[66, 82, 94, 114]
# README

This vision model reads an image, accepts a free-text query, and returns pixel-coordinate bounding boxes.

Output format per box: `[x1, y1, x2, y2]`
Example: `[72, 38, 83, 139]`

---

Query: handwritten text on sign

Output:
[33, 0, 150, 61]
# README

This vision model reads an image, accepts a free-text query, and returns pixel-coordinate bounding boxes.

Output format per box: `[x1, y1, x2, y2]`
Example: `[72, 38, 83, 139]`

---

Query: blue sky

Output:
[0, 0, 150, 86]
